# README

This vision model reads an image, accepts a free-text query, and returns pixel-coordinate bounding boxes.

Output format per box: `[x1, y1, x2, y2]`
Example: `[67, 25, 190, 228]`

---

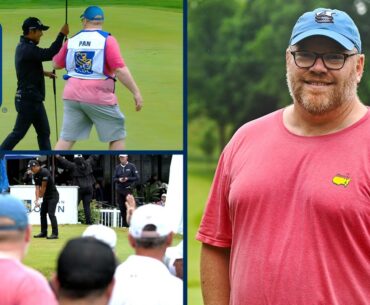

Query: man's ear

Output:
[128, 234, 136, 247]
[356, 54, 365, 84]
[106, 278, 115, 299]
[166, 232, 174, 247]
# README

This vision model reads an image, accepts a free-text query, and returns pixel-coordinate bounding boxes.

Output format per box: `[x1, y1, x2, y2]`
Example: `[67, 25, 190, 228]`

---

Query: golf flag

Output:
[0, 157, 9, 193]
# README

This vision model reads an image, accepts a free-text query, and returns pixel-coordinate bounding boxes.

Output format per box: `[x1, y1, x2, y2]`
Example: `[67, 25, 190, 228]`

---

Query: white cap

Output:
[161, 193, 167, 197]
[129, 204, 172, 238]
[74, 154, 83, 158]
[82, 225, 117, 250]
[119, 154, 128, 157]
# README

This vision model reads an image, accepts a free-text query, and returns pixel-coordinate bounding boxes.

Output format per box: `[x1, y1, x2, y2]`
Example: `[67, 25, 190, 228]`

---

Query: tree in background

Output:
[189, 0, 370, 155]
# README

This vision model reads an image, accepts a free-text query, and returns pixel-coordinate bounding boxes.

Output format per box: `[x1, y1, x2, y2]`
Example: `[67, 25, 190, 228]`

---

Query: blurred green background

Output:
[0, 0, 183, 150]
[188, 0, 370, 304]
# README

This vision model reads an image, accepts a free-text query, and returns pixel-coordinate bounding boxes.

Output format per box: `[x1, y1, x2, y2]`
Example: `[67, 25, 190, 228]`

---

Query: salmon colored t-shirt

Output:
[0, 258, 58, 305]
[197, 108, 370, 305]
[52, 34, 125, 106]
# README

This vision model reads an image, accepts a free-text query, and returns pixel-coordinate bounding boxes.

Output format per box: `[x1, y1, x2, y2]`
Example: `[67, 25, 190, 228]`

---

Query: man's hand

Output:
[34, 200, 40, 208]
[119, 177, 128, 183]
[134, 93, 143, 111]
[125, 194, 136, 225]
[60, 23, 69, 36]
[44, 71, 57, 79]
[125, 194, 136, 211]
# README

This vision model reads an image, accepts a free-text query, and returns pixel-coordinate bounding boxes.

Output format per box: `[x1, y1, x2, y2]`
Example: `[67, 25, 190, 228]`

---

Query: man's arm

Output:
[126, 164, 139, 182]
[200, 243, 231, 305]
[55, 155, 75, 170]
[114, 66, 143, 111]
[39, 181, 48, 198]
[35, 185, 40, 206]
[36, 24, 69, 61]
[125, 194, 136, 225]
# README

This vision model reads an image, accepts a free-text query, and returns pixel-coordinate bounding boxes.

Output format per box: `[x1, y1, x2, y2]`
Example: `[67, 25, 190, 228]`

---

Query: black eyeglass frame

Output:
[290, 51, 358, 70]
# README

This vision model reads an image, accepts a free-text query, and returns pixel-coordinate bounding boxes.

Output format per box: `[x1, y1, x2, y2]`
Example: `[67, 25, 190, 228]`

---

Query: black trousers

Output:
[0, 100, 51, 150]
[116, 188, 131, 227]
[79, 186, 93, 225]
[40, 195, 59, 236]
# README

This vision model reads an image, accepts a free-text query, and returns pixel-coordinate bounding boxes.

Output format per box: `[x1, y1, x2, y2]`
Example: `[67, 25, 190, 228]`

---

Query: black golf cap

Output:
[57, 237, 116, 293]
[27, 160, 39, 168]
[22, 17, 50, 32]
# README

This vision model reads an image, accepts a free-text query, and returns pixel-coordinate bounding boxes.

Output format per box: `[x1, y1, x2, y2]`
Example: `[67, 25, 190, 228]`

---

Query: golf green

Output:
[0, 4, 182, 150]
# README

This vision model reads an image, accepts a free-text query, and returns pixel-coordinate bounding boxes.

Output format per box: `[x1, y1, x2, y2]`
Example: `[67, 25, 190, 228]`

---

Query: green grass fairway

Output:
[0, 4, 182, 150]
[24, 224, 183, 279]
[188, 159, 217, 305]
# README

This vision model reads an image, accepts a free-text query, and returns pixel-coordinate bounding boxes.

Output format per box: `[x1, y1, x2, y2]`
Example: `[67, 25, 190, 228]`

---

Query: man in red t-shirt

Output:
[0, 194, 58, 305]
[197, 8, 369, 305]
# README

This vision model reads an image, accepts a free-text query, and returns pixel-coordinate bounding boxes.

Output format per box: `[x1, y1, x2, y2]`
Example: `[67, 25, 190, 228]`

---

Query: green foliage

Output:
[136, 183, 161, 203]
[199, 125, 217, 158]
[189, 0, 370, 154]
[77, 200, 100, 224]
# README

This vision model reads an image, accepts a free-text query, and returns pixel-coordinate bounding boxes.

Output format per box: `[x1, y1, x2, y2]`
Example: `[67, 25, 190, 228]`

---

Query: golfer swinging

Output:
[53, 6, 143, 150]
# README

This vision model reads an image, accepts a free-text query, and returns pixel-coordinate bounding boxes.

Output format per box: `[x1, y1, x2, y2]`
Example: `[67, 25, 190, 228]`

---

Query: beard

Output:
[286, 64, 358, 115]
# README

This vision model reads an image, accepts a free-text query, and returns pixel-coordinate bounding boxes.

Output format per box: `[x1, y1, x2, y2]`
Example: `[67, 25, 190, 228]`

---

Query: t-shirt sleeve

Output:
[52, 41, 68, 68]
[196, 148, 233, 248]
[18, 268, 58, 305]
[105, 35, 126, 72]
[41, 169, 50, 182]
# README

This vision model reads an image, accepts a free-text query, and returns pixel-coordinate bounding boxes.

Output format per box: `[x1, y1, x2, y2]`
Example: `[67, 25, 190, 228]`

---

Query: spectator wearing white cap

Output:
[113, 155, 139, 227]
[109, 204, 183, 305]
[82, 224, 117, 251]
[0, 194, 58, 305]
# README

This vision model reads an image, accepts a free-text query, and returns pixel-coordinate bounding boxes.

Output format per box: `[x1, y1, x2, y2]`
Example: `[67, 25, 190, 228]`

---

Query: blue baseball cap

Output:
[289, 8, 361, 53]
[80, 6, 104, 21]
[0, 194, 28, 231]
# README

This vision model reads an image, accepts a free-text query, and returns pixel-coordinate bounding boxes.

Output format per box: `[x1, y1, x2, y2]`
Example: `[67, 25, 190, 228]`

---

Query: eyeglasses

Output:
[290, 51, 358, 70]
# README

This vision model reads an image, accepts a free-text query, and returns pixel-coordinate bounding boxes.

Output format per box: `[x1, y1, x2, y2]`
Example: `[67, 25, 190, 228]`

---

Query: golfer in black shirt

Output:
[29, 160, 60, 239]
[0, 17, 68, 150]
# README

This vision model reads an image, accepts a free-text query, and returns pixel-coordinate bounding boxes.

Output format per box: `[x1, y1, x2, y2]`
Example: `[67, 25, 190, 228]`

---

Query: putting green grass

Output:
[0, 4, 182, 150]
[0, 0, 182, 10]
[188, 159, 217, 305]
[24, 224, 183, 279]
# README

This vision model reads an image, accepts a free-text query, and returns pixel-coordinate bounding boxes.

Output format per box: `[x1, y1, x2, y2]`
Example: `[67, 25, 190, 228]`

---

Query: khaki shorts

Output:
[60, 99, 126, 142]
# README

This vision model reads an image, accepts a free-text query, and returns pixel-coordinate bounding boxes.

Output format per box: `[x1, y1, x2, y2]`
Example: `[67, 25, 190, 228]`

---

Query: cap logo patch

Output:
[315, 10, 335, 23]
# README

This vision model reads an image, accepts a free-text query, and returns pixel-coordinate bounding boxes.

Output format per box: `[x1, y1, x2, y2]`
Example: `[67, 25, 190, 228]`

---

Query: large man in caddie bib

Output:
[53, 6, 143, 150]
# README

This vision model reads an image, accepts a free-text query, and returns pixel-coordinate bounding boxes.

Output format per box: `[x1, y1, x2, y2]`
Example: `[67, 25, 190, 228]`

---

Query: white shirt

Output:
[109, 255, 183, 305]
